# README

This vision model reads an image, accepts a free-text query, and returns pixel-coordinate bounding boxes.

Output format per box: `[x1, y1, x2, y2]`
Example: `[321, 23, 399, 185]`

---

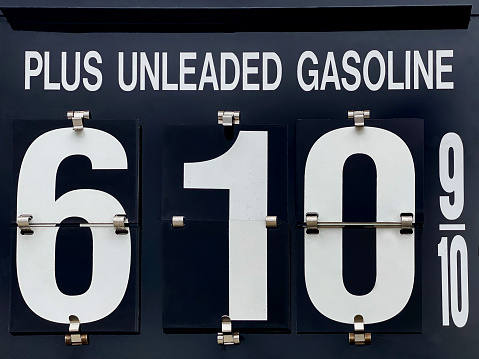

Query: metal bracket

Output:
[348, 110, 370, 127]
[17, 214, 33, 235]
[218, 111, 240, 127]
[400, 213, 414, 234]
[349, 315, 371, 345]
[65, 315, 89, 346]
[305, 212, 319, 234]
[172, 216, 185, 228]
[217, 315, 240, 345]
[113, 214, 128, 235]
[67, 110, 91, 131]
[266, 215, 278, 228]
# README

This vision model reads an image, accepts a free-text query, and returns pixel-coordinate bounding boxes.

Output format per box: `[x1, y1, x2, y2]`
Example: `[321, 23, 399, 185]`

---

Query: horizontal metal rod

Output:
[14, 223, 130, 228]
[298, 222, 420, 229]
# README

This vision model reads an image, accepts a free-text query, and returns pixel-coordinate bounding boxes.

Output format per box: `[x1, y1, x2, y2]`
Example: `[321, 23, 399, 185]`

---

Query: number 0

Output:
[304, 126, 416, 324]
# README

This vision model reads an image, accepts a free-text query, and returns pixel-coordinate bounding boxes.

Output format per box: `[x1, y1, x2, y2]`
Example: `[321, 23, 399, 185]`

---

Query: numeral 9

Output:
[439, 132, 464, 220]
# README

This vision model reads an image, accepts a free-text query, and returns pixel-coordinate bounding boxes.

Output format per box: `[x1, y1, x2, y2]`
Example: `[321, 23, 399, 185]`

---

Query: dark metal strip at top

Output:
[0, 5, 471, 33]
[0, 0, 474, 9]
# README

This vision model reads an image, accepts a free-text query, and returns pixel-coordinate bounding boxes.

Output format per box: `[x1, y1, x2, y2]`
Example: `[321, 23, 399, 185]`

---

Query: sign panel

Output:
[161, 125, 289, 332]
[10, 119, 140, 333]
[296, 119, 424, 333]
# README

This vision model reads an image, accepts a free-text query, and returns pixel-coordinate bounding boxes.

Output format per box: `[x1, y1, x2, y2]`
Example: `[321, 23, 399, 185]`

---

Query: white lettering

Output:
[118, 52, 138, 92]
[44, 52, 60, 90]
[25, 51, 43, 90]
[199, 52, 219, 91]
[341, 50, 361, 92]
[243, 52, 260, 91]
[320, 52, 340, 90]
[414, 50, 433, 89]
[405, 51, 411, 90]
[436, 50, 454, 90]
[140, 52, 160, 91]
[262, 52, 282, 91]
[180, 52, 197, 91]
[221, 52, 240, 91]
[162, 52, 178, 91]
[297, 51, 319, 91]
[83, 51, 103, 92]
[388, 51, 404, 90]
[61, 52, 81, 92]
[363, 50, 385, 91]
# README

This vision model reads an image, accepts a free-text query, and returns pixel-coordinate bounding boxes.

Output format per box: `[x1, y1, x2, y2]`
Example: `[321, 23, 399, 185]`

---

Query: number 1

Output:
[184, 131, 268, 321]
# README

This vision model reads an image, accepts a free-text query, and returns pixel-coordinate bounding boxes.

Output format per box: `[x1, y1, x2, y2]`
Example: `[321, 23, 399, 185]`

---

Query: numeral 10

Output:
[437, 132, 469, 328]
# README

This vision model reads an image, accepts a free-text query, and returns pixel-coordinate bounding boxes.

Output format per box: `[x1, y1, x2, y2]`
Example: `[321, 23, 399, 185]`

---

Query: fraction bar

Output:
[439, 224, 465, 231]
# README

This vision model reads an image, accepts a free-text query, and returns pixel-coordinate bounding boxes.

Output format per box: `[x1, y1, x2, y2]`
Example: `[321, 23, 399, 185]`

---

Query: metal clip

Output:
[113, 214, 128, 235]
[400, 213, 414, 234]
[305, 212, 319, 234]
[217, 315, 240, 345]
[172, 216, 185, 228]
[65, 315, 88, 346]
[348, 110, 370, 127]
[67, 110, 91, 131]
[17, 214, 33, 235]
[349, 315, 371, 346]
[218, 111, 240, 127]
[266, 215, 278, 229]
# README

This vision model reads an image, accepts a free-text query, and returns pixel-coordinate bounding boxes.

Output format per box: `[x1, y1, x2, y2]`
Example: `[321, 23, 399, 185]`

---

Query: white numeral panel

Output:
[304, 126, 415, 324]
[16, 128, 131, 324]
[184, 131, 268, 321]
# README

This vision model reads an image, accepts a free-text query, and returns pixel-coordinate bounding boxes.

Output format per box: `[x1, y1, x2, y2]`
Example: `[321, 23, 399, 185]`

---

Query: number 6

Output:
[16, 128, 131, 324]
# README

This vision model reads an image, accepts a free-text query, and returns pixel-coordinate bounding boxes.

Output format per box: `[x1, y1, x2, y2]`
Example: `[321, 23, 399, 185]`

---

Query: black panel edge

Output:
[0, 5, 472, 33]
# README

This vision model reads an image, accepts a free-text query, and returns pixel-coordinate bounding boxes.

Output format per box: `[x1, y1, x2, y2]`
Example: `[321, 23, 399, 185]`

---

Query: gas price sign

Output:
[0, 3, 479, 359]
